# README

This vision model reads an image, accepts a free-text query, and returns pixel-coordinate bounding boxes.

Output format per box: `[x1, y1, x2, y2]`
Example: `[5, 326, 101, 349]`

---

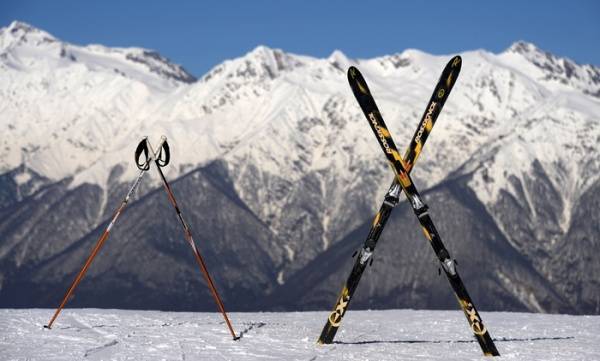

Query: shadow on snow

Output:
[333, 336, 575, 345]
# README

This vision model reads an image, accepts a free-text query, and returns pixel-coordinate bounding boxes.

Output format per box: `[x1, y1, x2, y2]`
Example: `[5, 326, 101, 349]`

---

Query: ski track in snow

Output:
[0, 309, 598, 360]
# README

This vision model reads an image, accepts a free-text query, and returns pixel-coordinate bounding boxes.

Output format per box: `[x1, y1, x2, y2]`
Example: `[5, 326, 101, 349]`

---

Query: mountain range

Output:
[0, 21, 598, 314]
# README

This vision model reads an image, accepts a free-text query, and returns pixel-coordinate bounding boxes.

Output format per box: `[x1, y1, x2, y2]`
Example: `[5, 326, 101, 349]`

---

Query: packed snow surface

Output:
[1, 309, 598, 360]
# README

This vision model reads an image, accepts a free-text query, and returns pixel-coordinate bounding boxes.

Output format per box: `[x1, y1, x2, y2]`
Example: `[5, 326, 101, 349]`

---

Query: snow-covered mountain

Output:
[0, 21, 598, 314]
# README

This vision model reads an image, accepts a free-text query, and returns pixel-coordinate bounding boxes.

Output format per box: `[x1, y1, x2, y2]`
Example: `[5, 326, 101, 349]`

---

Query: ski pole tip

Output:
[233, 336, 241, 341]
[43, 325, 51, 330]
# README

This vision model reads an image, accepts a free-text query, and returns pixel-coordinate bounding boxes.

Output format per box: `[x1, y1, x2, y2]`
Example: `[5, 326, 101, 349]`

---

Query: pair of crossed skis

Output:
[318, 57, 500, 356]
[45, 136, 238, 340]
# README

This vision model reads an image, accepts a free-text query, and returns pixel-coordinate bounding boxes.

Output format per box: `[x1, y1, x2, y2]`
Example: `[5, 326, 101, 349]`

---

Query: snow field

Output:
[1, 309, 598, 360]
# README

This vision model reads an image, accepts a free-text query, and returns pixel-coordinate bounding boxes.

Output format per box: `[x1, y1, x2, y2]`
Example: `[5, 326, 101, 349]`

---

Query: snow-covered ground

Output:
[1, 309, 598, 360]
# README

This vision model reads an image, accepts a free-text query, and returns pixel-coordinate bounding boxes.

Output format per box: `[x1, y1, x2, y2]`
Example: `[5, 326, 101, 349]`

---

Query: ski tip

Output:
[347, 66, 362, 81]
[448, 55, 462, 70]
[346, 66, 371, 96]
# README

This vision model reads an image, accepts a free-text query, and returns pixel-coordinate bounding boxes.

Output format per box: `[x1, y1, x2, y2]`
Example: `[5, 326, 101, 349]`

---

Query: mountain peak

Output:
[506, 40, 540, 55]
[6, 20, 41, 35]
[327, 49, 350, 71]
[327, 49, 347, 61]
[222, 44, 305, 80]
[248, 44, 276, 56]
[504, 40, 567, 66]
[244, 45, 291, 64]
[502, 40, 600, 95]
[0, 20, 196, 84]
[1, 20, 57, 49]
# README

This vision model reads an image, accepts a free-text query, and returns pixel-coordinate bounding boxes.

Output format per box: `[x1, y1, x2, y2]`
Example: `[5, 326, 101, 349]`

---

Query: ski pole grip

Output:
[145, 136, 168, 166]
[156, 136, 170, 168]
[156, 135, 167, 151]
[134, 137, 150, 171]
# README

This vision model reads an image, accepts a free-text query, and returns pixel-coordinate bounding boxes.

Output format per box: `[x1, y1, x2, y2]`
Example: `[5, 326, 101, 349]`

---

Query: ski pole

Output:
[44, 136, 166, 329]
[146, 139, 239, 340]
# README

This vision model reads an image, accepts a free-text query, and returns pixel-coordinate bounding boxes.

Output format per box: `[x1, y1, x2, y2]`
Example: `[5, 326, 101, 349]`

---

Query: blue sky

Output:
[2, 1, 599, 76]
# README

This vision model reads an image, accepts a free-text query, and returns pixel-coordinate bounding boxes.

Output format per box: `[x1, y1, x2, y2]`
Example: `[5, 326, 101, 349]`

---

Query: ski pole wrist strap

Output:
[135, 138, 151, 171]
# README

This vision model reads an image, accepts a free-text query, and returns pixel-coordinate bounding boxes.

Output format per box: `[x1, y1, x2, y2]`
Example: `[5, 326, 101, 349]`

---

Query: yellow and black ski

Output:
[346, 64, 499, 356]
[318, 57, 462, 345]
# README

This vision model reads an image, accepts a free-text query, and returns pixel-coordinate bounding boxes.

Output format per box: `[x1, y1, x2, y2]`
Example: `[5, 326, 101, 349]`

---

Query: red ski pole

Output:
[45, 137, 166, 329]
[147, 139, 238, 340]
